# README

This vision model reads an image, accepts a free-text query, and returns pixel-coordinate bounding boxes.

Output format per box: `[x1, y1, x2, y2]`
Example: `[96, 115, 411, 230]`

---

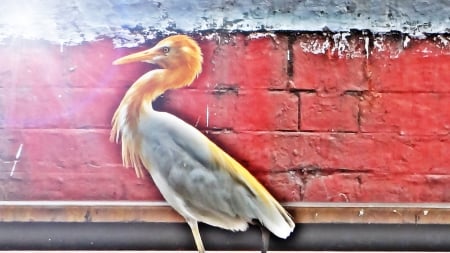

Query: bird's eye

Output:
[162, 46, 170, 54]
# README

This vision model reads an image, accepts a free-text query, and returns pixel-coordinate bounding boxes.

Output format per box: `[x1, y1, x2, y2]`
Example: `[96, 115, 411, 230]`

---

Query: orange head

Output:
[113, 35, 203, 80]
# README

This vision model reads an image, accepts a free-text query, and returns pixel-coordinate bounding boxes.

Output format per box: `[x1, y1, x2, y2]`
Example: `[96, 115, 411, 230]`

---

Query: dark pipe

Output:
[0, 222, 449, 251]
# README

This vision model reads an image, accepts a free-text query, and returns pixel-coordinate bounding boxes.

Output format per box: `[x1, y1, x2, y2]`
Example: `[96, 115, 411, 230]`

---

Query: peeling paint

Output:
[436, 35, 450, 47]
[373, 36, 404, 58]
[403, 36, 411, 49]
[299, 32, 367, 58]
[299, 38, 330, 55]
[373, 36, 386, 52]
[332, 32, 352, 57]
[364, 36, 370, 59]
[247, 32, 277, 41]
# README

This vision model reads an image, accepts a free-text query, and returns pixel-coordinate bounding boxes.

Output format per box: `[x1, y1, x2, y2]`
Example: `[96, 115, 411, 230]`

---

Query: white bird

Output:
[111, 35, 294, 252]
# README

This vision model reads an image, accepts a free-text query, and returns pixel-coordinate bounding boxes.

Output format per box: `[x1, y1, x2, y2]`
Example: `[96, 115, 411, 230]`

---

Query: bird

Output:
[110, 34, 295, 252]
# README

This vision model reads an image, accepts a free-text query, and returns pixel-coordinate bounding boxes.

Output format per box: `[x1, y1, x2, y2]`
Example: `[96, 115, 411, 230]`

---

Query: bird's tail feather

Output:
[254, 198, 295, 239]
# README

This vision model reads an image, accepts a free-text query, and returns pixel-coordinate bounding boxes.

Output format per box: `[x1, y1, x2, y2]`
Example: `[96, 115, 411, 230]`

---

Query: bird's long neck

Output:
[111, 67, 197, 140]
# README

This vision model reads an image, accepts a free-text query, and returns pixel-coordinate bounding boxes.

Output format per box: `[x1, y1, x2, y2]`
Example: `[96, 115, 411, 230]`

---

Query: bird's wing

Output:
[202, 136, 295, 238]
[140, 111, 294, 238]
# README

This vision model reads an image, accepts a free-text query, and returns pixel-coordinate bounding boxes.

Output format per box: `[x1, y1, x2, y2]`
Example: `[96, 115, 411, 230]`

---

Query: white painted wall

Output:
[0, 0, 448, 46]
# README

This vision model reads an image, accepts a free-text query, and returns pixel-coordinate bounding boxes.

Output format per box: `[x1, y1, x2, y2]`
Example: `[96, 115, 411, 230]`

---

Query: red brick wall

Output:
[0, 32, 449, 202]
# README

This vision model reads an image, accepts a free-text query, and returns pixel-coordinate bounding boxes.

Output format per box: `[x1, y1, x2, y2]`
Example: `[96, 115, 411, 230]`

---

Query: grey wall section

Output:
[0, 0, 449, 47]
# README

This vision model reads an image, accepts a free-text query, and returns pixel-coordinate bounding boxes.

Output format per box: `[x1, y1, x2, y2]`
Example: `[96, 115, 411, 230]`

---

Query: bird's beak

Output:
[113, 48, 159, 65]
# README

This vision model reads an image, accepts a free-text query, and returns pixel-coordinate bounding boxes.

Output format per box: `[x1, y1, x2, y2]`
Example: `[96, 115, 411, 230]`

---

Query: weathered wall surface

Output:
[0, 0, 449, 47]
[1, 32, 449, 202]
[0, 1, 449, 202]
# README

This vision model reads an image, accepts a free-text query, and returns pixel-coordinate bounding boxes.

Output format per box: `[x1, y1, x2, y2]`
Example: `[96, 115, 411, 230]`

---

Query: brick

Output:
[302, 173, 362, 202]
[3, 87, 125, 128]
[0, 40, 65, 87]
[0, 177, 23, 200]
[370, 36, 450, 92]
[292, 33, 368, 92]
[360, 93, 450, 135]
[11, 86, 74, 128]
[256, 171, 302, 202]
[207, 132, 317, 173]
[208, 132, 450, 175]
[195, 34, 288, 90]
[241, 35, 288, 89]
[358, 174, 450, 202]
[227, 90, 297, 131]
[157, 89, 298, 131]
[0, 129, 122, 171]
[300, 92, 359, 132]
[66, 39, 152, 88]
[0, 129, 23, 163]
[2, 167, 161, 201]
[369, 54, 450, 92]
[303, 173, 450, 202]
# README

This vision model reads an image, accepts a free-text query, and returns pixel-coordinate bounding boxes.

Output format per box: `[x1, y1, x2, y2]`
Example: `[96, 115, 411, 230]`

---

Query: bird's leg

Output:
[259, 224, 270, 253]
[187, 219, 205, 253]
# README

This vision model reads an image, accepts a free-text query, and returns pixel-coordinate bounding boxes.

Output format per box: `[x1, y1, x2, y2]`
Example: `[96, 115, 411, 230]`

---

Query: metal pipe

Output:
[0, 222, 449, 251]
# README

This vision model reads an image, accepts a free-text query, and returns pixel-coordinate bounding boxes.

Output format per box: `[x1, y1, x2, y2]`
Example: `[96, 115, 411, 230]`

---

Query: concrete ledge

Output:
[0, 201, 449, 224]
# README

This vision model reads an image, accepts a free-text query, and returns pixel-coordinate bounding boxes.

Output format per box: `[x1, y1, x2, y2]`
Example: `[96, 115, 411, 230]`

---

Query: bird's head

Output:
[113, 35, 203, 78]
